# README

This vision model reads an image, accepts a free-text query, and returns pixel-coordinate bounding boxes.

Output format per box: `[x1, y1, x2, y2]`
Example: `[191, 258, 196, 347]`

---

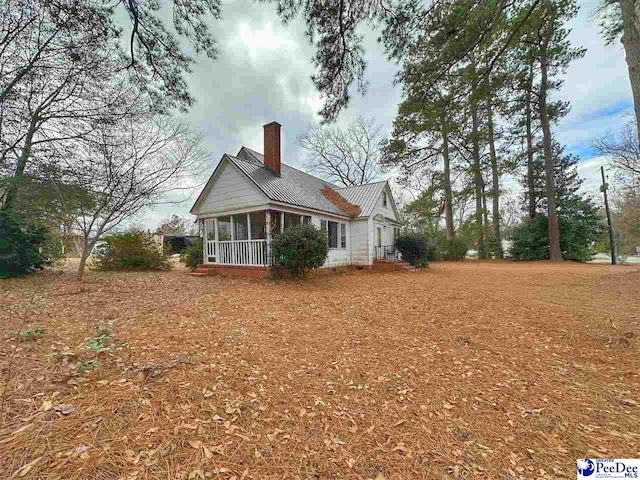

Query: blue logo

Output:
[578, 459, 595, 476]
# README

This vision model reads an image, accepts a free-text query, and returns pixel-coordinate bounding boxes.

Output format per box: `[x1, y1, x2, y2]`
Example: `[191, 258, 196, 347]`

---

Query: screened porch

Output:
[203, 210, 312, 266]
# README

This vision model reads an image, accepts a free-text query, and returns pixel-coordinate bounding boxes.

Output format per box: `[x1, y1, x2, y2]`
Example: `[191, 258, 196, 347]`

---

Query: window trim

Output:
[322, 220, 347, 250]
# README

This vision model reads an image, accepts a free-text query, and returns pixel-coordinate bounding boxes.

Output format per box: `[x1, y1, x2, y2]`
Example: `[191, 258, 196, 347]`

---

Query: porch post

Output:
[280, 211, 284, 232]
[213, 218, 219, 264]
[266, 210, 272, 266]
[201, 219, 207, 264]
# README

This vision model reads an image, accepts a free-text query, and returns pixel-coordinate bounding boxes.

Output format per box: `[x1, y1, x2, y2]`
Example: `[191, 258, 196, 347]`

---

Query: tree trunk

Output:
[470, 92, 487, 259]
[77, 236, 98, 281]
[538, 41, 563, 261]
[525, 61, 537, 218]
[620, 0, 640, 139]
[487, 98, 503, 258]
[77, 247, 90, 281]
[2, 114, 38, 210]
[441, 107, 456, 240]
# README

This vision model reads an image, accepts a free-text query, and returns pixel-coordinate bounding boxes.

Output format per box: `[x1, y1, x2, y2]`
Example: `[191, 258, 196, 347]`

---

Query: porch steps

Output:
[192, 265, 216, 276]
[372, 260, 414, 272]
[189, 270, 209, 277]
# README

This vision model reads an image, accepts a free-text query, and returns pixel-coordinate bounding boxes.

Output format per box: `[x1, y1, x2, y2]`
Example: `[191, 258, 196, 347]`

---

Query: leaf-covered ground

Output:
[0, 261, 638, 479]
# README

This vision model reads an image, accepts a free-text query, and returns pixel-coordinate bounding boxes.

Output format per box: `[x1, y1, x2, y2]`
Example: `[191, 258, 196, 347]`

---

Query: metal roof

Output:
[336, 182, 387, 218]
[193, 146, 391, 218]
[227, 152, 349, 217]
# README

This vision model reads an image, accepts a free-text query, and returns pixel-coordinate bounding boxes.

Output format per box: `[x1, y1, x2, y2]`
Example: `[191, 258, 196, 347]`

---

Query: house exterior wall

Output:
[350, 219, 369, 265]
[196, 161, 268, 215]
[305, 211, 351, 268]
[366, 186, 399, 263]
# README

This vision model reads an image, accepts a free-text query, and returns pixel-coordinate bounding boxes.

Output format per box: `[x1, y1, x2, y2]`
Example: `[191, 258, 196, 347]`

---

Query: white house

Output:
[190, 122, 402, 276]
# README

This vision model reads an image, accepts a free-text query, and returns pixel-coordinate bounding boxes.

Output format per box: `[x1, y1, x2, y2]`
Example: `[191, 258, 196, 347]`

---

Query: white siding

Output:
[372, 185, 398, 221]
[196, 161, 268, 214]
[366, 186, 399, 262]
[309, 212, 351, 267]
[350, 219, 369, 265]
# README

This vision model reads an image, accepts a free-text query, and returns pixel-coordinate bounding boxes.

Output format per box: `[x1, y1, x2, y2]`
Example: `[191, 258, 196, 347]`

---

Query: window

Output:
[233, 214, 248, 240]
[382, 191, 388, 207]
[217, 216, 231, 241]
[303, 215, 312, 225]
[249, 211, 266, 240]
[205, 220, 215, 241]
[284, 212, 302, 229]
[327, 221, 338, 249]
[321, 220, 346, 249]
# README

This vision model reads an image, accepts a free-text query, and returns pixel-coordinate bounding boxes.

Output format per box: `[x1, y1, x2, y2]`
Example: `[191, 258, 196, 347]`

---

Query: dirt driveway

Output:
[1, 261, 638, 479]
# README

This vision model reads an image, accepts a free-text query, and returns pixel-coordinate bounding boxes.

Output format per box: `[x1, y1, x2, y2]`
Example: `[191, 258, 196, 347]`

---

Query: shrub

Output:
[441, 238, 469, 261]
[510, 216, 549, 261]
[510, 198, 602, 262]
[272, 224, 329, 278]
[93, 231, 171, 271]
[0, 209, 50, 278]
[395, 233, 431, 266]
[181, 237, 203, 270]
[510, 216, 600, 262]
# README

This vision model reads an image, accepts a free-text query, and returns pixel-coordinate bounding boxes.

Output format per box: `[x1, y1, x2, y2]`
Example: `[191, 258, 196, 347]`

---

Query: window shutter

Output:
[340, 224, 346, 248]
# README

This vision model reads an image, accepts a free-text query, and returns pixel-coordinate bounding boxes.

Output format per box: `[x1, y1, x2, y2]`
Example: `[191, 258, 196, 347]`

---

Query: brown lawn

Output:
[0, 261, 639, 479]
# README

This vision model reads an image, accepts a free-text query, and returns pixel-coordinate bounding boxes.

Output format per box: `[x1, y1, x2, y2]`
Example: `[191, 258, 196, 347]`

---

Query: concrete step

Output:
[189, 271, 208, 277]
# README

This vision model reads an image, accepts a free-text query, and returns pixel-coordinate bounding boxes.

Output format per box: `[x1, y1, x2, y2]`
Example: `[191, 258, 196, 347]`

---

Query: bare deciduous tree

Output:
[0, 0, 143, 209]
[52, 116, 207, 280]
[595, 122, 640, 182]
[297, 117, 381, 187]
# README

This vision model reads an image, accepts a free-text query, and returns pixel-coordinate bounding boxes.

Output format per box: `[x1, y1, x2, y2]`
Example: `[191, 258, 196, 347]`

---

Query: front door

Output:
[376, 226, 382, 259]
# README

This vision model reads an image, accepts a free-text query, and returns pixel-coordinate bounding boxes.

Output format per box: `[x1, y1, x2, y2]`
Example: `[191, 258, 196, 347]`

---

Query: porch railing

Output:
[208, 239, 268, 266]
[375, 245, 401, 261]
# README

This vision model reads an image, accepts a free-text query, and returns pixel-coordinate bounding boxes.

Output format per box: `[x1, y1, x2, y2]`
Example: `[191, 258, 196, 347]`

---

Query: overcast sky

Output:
[145, 0, 633, 230]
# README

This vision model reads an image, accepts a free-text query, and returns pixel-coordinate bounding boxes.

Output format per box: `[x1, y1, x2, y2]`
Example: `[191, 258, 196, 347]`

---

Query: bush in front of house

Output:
[271, 224, 329, 278]
[440, 237, 469, 261]
[395, 233, 431, 267]
[0, 209, 50, 278]
[93, 231, 171, 271]
[181, 237, 203, 270]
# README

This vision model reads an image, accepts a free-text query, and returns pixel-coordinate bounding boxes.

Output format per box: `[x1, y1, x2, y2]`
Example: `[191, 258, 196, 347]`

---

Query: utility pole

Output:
[600, 166, 617, 265]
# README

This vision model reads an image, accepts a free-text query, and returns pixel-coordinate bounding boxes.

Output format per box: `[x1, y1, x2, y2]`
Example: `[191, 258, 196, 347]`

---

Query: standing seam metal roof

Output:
[227, 153, 348, 216]
[198, 146, 390, 218]
[336, 182, 387, 218]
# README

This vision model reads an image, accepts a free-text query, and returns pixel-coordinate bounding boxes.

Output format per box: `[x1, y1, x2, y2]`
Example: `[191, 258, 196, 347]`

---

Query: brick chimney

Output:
[263, 121, 281, 176]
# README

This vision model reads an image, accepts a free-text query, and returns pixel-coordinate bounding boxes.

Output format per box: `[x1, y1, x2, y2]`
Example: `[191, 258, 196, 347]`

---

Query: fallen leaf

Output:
[189, 439, 202, 449]
[346, 458, 356, 468]
[41, 400, 53, 412]
[54, 403, 74, 415]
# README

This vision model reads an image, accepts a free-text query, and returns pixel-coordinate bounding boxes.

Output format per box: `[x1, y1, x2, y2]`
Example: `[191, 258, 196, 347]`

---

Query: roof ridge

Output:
[237, 146, 339, 188]
[336, 180, 387, 190]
